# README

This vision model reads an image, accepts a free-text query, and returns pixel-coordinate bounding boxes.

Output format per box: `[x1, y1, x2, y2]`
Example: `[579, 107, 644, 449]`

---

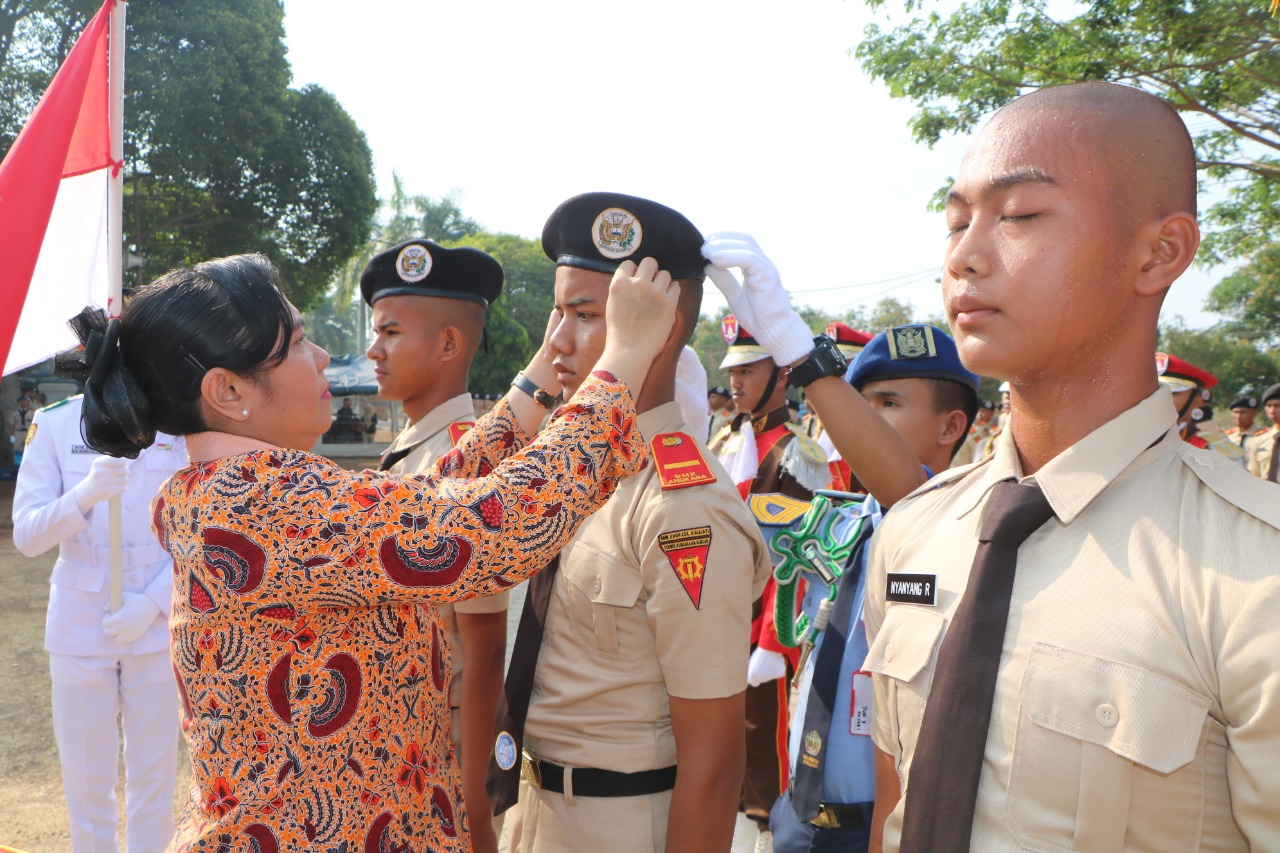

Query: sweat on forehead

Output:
[981, 82, 1198, 220]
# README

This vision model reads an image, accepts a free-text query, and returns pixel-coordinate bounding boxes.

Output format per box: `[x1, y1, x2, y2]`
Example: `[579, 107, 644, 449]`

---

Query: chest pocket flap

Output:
[864, 605, 947, 683]
[1022, 643, 1210, 773]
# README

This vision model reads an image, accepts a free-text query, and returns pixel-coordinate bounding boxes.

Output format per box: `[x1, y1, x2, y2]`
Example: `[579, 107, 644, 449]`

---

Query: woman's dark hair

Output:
[56, 254, 296, 457]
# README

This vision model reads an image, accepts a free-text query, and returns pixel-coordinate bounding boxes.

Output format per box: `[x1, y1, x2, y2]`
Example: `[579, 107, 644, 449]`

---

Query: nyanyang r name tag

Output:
[886, 572, 938, 606]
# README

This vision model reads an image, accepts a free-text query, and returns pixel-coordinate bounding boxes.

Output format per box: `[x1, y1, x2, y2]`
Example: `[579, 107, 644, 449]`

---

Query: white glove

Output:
[73, 455, 131, 513]
[675, 346, 710, 433]
[747, 647, 788, 687]
[102, 592, 162, 644]
[702, 232, 814, 367]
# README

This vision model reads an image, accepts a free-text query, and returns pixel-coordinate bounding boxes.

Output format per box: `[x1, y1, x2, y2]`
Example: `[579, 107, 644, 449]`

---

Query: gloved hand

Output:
[102, 592, 161, 644]
[702, 232, 814, 367]
[675, 346, 710, 433]
[73, 455, 131, 513]
[747, 647, 788, 687]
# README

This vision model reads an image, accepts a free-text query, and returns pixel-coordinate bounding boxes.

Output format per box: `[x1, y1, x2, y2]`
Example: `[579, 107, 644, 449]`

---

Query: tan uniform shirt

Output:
[1247, 424, 1279, 481]
[524, 402, 772, 773]
[866, 385, 1280, 851]
[385, 392, 508, 708]
[949, 421, 995, 469]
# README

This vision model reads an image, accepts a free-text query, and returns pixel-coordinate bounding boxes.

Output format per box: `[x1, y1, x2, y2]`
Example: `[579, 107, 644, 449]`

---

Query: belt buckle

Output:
[809, 805, 837, 830]
[520, 748, 542, 789]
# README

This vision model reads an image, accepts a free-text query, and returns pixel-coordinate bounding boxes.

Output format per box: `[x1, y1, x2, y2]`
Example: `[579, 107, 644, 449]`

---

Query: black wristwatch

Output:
[511, 372, 560, 409]
[787, 335, 848, 388]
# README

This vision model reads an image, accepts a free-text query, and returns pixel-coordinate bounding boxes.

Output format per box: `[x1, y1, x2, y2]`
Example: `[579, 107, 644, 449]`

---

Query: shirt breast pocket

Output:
[560, 541, 653, 663]
[863, 606, 947, 760]
[1004, 643, 1213, 852]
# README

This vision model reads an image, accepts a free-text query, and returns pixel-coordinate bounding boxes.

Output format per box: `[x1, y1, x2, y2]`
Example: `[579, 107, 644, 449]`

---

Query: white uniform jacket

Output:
[11, 396, 187, 657]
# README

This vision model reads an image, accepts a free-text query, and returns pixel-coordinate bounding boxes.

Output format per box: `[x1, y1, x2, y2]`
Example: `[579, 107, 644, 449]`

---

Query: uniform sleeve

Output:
[166, 374, 645, 611]
[11, 409, 90, 558]
[640, 488, 769, 700]
[1214, 539, 1280, 845]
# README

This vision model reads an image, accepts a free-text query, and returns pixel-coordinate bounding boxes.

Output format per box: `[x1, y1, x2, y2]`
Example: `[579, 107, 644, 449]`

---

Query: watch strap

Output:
[788, 336, 848, 388]
[512, 372, 560, 409]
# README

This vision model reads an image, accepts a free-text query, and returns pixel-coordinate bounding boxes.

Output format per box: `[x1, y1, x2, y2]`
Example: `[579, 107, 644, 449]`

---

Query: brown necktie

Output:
[1267, 433, 1280, 483]
[898, 481, 1055, 853]
[485, 556, 560, 815]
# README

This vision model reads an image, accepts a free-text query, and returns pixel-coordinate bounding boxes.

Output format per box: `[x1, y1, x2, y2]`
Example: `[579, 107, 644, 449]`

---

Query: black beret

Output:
[1263, 383, 1280, 406]
[360, 239, 503, 308]
[541, 192, 705, 280]
[708, 386, 730, 397]
[1229, 395, 1259, 410]
[979, 399, 995, 410]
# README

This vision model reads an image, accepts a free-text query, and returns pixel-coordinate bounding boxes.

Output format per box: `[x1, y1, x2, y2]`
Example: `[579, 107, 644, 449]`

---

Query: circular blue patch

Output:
[495, 731, 518, 771]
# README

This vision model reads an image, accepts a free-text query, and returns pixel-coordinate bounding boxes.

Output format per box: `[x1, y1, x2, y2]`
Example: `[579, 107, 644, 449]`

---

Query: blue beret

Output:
[542, 192, 705, 280]
[361, 239, 503, 308]
[845, 324, 979, 392]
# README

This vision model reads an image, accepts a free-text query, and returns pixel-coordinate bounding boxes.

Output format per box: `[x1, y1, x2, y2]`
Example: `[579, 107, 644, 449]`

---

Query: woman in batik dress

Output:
[64, 253, 679, 853]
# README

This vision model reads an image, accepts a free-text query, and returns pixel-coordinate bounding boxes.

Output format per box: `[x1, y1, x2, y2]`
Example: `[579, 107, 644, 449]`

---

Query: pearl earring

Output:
[241, 409, 250, 417]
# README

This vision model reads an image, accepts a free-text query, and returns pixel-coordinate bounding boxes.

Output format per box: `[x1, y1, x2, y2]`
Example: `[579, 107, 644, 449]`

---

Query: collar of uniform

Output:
[954, 385, 1179, 525]
[730, 404, 790, 436]
[385, 392, 475, 455]
[637, 401, 686, 443]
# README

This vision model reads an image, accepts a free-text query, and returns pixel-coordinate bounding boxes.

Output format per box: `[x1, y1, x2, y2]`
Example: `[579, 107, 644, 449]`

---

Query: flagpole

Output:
[107, 0, 126, 613]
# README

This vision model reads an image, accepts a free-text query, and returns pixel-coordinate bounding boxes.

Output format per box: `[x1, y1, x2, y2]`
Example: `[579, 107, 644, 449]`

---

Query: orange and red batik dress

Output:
[157, 375, 643, 853]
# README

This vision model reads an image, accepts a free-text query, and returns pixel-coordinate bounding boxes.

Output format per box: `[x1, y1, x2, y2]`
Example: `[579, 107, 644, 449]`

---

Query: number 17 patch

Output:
[659, 527, 712, 609]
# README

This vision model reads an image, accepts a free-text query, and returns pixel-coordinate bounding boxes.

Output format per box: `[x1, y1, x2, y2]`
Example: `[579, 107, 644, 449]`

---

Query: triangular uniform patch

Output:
[651, 432, 717, 490]
[448, 421, 474, 447]
[659, 526, 712, 608]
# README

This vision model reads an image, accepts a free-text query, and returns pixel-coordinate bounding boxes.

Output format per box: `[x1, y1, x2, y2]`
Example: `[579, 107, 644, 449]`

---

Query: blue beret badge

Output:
[888, 324, 938, 360]
[593, 207, 642, 259]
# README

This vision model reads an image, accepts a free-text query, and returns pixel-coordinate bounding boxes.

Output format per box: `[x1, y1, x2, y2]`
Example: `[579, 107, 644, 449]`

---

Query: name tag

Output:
[886, 572, 937, 606]
[850, 670, 872, 736]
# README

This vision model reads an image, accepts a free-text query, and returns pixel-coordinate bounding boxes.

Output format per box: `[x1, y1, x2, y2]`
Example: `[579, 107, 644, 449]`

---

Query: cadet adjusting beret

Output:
[719, 315, 773, 369]
[1155, 352, 1217, 391]
[1263, 383, 1280, 406]
[825, 322, 874, 361]
[361, 239, 503, 308]
[542, 192, 705, 280]
[845, 324, 979, 392]
[1229, 395, 1259, 410]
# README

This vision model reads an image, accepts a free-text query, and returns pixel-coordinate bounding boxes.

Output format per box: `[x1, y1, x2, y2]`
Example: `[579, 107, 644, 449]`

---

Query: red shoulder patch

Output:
[448, 421, 474, 447]
[659, 526, 712, 608]
[651, 432, 717, 491]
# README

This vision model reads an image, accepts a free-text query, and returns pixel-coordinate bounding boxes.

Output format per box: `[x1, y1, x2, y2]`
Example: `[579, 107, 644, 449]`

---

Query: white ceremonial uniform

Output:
[12, 395, 187, 853]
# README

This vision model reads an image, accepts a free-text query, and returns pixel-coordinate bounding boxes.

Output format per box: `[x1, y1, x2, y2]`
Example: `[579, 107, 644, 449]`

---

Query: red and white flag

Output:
[0, 0, 118, 376]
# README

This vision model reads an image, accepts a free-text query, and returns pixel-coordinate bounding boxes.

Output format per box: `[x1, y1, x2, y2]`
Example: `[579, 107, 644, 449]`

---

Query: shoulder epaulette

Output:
[1255, 427, 1272, 436]
[780, 425, 830, 492]
[651, 431, 717, 491]
[709, 422, 733, 452]
[39, 395, 76, 413]
[1175, 442, 1280, 531]
[448, 421, 475, 447]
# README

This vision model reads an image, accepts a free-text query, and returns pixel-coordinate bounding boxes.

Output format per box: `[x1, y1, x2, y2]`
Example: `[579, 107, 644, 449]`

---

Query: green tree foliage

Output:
[854, 0, 1280, 264]
[1, 0, 377, 309]
[1206, 243, 1280, 347]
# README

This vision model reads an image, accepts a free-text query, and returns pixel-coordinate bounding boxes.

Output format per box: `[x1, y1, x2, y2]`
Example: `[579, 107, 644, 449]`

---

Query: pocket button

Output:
[592, 578, 601, 595]
[1095, 703, 1119, 728]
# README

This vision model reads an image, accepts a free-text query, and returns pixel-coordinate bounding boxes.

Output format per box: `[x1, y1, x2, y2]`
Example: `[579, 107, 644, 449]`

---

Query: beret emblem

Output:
[592, 207, 642, 259]
[396, 244, 432, 283]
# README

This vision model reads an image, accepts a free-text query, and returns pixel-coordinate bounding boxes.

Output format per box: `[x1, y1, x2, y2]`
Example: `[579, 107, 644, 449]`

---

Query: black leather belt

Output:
[521, 750, 676, 798]
[810, 801, 874, 830]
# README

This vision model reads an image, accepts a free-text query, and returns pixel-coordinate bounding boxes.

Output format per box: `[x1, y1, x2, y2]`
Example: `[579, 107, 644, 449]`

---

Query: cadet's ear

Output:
[938, 409, 969, 450]
[1134, 212, 1199, 298]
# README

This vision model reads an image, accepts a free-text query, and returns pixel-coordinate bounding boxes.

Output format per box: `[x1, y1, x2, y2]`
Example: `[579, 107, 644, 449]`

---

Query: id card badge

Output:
[850, 670, 873, 736]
